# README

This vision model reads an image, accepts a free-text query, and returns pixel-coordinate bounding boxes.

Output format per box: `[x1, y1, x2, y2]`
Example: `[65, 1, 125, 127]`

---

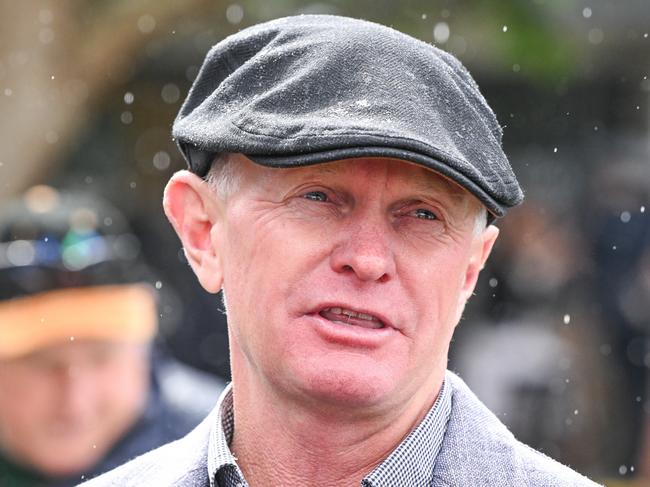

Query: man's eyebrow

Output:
[412, 170, 469, 202]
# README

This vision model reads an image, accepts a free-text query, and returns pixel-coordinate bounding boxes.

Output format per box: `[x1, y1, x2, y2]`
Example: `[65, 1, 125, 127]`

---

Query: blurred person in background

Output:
[0, 186, 224, 487]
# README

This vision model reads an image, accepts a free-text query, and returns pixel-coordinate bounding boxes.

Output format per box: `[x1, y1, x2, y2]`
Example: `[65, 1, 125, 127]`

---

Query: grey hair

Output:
[473, 206, 489, 236]
[205, 153, 243, 200]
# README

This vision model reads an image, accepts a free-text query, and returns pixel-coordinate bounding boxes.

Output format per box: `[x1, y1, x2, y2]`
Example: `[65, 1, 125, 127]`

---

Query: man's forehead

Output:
[249, 156, 472, 200]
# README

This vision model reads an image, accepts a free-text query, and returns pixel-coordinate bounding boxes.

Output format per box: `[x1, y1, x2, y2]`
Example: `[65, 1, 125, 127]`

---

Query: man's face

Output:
[181, 156, 496, 414]
[0, 339, 149, 477]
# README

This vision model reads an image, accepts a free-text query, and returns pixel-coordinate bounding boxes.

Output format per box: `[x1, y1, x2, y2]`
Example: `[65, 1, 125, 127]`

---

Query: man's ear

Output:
[459, 224, 499, 303]
[163, 170, 224, 294]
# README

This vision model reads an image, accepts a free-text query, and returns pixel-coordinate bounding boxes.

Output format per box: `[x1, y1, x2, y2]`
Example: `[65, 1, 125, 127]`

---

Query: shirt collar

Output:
[208, 375, 452, 487]
[207, 384, 245, 487]
[363, 377, 452, 486]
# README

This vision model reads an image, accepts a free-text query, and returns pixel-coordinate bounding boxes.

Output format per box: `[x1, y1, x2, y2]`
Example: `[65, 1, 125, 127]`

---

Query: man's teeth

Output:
[323, 307, 379, 323]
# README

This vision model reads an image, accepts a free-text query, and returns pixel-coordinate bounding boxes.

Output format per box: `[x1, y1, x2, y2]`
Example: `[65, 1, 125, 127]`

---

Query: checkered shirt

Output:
[207, 376, 452, 487]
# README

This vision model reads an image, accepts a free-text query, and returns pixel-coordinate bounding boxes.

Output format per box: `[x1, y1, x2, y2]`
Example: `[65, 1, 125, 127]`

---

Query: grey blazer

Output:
[79, 373, 600, 486]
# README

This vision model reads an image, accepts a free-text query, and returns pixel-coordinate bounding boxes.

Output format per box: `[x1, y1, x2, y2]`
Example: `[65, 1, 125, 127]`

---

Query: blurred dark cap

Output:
[173, 15, 523, 219]
[0, 186, 152, 301]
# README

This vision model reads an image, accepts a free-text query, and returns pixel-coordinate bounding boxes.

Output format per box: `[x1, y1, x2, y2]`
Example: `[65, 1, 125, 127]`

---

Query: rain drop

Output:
[153, 151, 171, 171]
[641, 206, 645, 213]
[161, 83, 180, 104]
[124, 92, 134, 104]
[620, 211, 631, 223]
[137, 14, 156, 34]
[553, 147, 558, 153]
[563, 314, 571, 325]
[39, 28, 54, 44]
[39, 9, 53, 24]
[121, 111, 133, 124]
[155, 281, 163, 290]
[226, 4, 244, 25]
[588, 28, 604, 44]
[433, 22, 450, 44]
[502, 25, 508, 32]
[619, 465, 628, 475]
[582, 7, 592, 18]
[489, 277, 498, 288]
[70, 336, 75, 341]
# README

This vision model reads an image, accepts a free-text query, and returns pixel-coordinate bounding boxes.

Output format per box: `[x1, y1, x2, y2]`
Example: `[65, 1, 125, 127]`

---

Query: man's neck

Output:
[229, 370, 443, 487]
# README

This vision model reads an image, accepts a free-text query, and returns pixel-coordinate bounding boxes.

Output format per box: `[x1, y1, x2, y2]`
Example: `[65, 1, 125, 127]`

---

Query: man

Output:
[0, 187, 223, 487]
[82, 15, 599, 486]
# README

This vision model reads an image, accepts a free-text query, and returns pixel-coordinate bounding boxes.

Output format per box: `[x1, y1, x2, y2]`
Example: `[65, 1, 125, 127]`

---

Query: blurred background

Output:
[0, 0, 648, 484]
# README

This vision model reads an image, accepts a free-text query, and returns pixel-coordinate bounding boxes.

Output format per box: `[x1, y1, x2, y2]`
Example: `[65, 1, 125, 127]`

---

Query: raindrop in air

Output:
[226, 4, 244, 25]
[137, 14, 156, 34]
[121, 111, 133, 124]
[433, 22, 450, 44]
[161, 83, 180, 104]
[588, 28, 604, 44]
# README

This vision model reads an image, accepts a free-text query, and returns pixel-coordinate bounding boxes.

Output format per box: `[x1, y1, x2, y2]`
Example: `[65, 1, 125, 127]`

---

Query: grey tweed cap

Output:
[173, 15, 524, 218]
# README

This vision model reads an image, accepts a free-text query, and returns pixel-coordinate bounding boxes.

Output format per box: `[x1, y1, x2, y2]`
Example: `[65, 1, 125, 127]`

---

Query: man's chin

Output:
[286, 363, 402, 414]
[25, 439, 106, 478]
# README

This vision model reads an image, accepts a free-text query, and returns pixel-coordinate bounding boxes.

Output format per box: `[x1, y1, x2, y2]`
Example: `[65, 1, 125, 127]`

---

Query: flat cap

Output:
[173, 15, 524, 218]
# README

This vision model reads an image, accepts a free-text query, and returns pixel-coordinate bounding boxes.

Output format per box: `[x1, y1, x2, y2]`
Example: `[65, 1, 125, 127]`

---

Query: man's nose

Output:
[329, 218, 396, 283]
[57, 366, 95, 419]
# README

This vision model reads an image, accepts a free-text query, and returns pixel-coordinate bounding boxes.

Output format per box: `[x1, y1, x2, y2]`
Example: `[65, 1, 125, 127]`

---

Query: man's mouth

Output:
[318, 307, 385, 329]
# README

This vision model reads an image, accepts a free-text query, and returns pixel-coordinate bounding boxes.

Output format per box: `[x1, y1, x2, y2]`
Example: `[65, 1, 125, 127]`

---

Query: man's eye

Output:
[413, 208, 438, 220]
[303, 191, 328, 202]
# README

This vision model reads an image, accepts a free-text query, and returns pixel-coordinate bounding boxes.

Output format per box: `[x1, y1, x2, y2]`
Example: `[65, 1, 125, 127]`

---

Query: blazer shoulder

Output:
[516, 442, 602, 487]
[433, 372, 601, 487]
